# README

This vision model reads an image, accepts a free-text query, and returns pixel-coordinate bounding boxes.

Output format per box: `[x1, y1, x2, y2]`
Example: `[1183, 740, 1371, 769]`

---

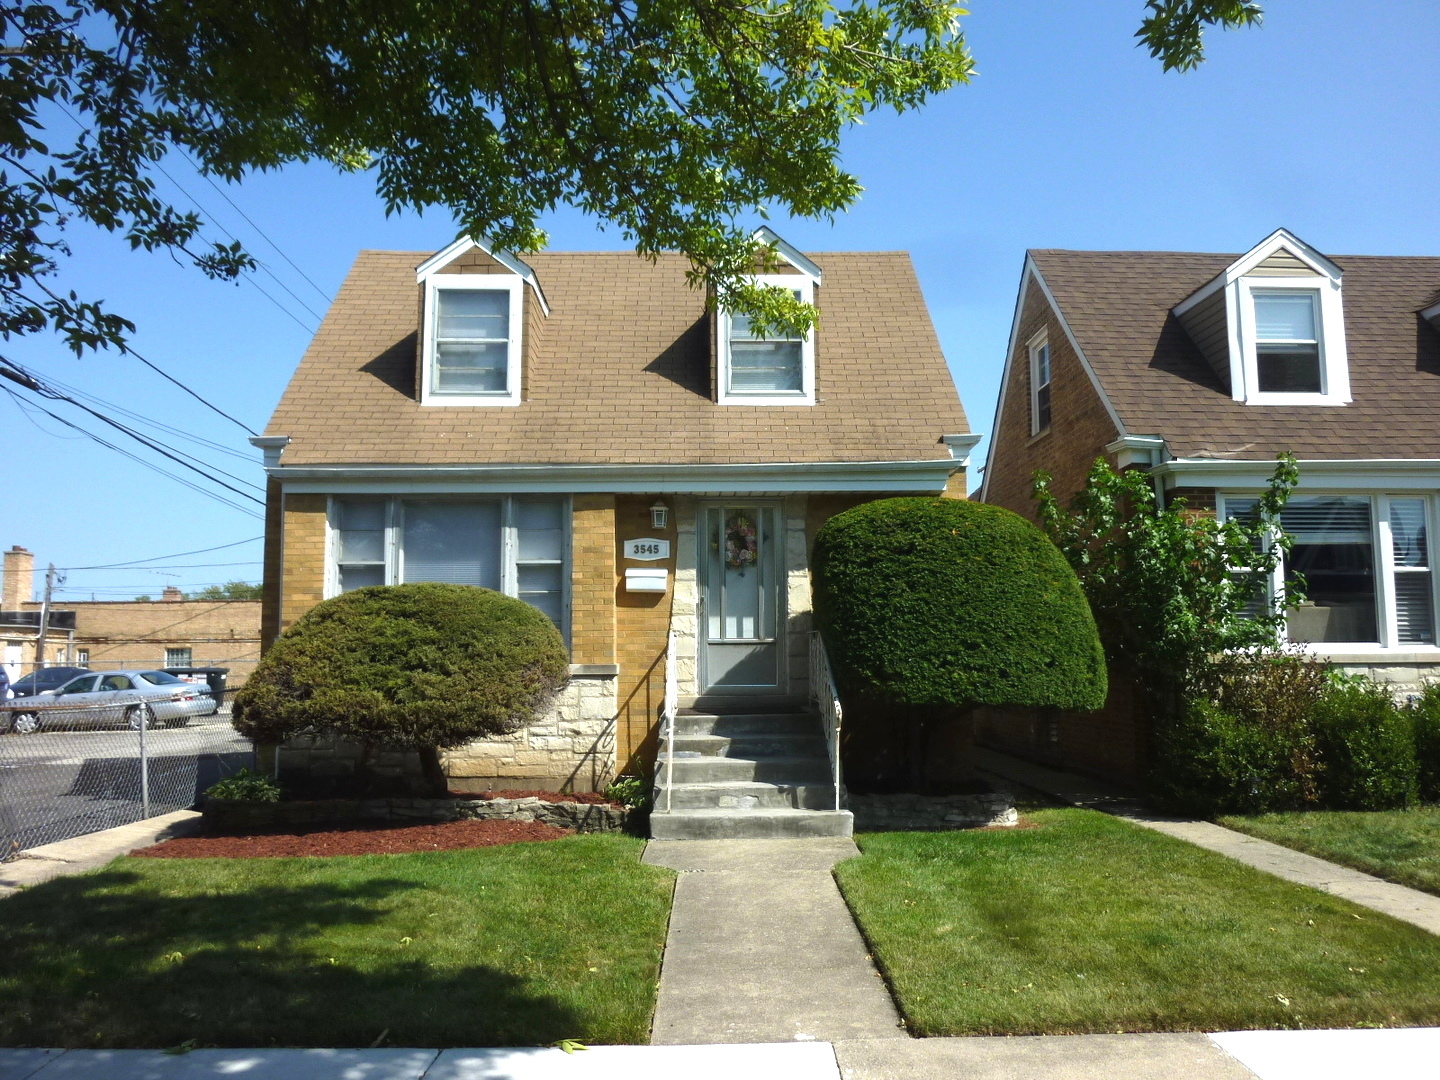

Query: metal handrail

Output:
[661, 629, 678, 813]
[809, 632, 843, 811]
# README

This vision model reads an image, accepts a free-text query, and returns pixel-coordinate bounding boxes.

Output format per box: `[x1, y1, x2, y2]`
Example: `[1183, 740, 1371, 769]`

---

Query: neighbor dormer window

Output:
[1253, 290, 1322, 393]
[420, 275, 524, 406]
[718, 274, 816, 405]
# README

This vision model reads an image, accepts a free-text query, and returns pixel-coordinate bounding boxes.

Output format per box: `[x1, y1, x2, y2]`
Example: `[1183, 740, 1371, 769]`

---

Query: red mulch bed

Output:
[453, 789, 619, 805]
[133, 819, 572, 859]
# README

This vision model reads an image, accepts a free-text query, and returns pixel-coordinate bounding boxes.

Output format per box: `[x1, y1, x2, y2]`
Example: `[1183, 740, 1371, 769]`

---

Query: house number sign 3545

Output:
[624, 538, 670, 561]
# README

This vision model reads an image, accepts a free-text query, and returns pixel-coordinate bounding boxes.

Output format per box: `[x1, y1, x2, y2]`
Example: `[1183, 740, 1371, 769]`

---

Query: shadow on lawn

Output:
[0, 869, 586, 1049]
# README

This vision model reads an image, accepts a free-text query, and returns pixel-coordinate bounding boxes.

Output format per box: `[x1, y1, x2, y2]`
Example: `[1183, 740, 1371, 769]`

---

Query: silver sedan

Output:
[2, 670, 214, 734]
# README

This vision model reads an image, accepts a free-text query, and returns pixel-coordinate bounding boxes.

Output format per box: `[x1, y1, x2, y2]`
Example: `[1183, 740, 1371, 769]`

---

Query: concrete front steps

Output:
[649, 702, 853, 840]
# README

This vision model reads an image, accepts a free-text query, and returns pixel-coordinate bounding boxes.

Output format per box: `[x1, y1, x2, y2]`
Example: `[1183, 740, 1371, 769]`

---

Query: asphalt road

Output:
[0, 711, 254, 854]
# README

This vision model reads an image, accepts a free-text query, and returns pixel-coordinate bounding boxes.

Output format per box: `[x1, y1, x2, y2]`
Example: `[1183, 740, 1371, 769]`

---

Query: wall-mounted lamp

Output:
[650, 500, 670, 530]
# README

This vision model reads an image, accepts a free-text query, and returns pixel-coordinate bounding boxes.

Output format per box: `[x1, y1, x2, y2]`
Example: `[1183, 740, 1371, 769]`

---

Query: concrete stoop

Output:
[650, 705, 853, 839]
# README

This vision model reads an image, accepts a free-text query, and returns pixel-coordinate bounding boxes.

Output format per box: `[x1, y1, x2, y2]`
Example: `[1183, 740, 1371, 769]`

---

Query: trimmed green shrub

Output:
[1413, 685, 1440, 804]
[1151, 699, 1310, 816]
[1311, 680, 1418, 811]
[233, 583, 569, 794]
[812, 498, 1106, 711]
[204, 768, 281, 803]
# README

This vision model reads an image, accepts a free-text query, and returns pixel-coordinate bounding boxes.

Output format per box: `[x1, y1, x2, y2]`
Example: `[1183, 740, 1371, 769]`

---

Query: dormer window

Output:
[1252, 290, 1322, 393]
[420, 277, 523, 405]
[718, 274, 816, 405]
[1173, 229, 1350, 408]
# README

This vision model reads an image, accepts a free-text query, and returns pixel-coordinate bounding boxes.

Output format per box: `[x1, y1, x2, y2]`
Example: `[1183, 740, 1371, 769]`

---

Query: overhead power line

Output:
[64, 536, 264, 571]
[123, 345, 260, 437]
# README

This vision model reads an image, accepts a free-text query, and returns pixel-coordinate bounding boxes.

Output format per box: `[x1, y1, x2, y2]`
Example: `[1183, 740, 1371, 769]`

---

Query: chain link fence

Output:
[0, 688, 254, 857]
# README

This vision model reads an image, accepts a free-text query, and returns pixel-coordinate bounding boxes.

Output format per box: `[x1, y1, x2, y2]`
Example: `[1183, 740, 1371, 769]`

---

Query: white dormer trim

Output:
[717, 273, 816, 406]
[1174, 229, 1349, 408]
[419, 275, 525, 407]
[415, 236, 550, 316]
[751, 227, 822, 284]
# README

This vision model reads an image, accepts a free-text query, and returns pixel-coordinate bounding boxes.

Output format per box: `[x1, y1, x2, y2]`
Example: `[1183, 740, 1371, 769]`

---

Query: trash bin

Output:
[163, 666, 230, 706]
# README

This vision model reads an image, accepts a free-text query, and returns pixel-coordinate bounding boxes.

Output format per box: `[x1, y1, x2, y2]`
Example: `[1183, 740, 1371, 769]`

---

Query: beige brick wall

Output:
[280, 493, 328, 632]
[984, 279, 1121, 521]
[570, 495, 616, 665]
[614, 494, 676, 776]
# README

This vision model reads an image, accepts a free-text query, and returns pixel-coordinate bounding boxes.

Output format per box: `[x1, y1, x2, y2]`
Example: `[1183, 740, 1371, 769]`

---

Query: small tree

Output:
[812, 498, 1106, 790]
[233, 583, 569, 796]
[1033, 455, 1299, 725]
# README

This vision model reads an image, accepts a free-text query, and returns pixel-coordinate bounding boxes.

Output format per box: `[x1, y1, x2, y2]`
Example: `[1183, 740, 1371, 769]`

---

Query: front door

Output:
[699, 504, 784, 693]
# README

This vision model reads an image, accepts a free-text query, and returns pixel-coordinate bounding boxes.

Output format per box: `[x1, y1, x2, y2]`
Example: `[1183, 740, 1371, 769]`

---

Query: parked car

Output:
[2, 670, 213, 734]
[7, 666, 90, 699]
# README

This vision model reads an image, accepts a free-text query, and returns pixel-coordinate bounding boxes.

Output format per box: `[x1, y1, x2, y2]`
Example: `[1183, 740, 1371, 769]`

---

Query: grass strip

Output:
[1221, 807, 1440, 897]
[0, 834, 673, 1048]
[835, 808, 1440, 1036]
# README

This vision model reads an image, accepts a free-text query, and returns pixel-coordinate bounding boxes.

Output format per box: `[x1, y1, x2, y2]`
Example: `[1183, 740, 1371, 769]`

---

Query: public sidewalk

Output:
[4, 1030, 1440, 1080]
[976, 747, 1440, 936]
[0, 810, 201, 898]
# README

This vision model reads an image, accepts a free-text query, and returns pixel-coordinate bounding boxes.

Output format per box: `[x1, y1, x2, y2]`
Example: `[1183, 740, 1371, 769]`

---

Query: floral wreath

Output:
[725, 513, 758, 571]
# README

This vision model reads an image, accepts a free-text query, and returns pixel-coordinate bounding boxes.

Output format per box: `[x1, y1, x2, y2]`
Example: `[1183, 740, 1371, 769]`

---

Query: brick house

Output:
[2, 546, 259, 687]
[254, 231, 976, 834]
[981, 229, 1440, 782]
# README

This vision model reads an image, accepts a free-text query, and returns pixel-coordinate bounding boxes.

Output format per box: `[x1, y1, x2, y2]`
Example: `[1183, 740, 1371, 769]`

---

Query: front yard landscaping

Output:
[1221, 807, 1440, 897]
[835, 808, 1440, 1036]
[0, 834, 673, 1048]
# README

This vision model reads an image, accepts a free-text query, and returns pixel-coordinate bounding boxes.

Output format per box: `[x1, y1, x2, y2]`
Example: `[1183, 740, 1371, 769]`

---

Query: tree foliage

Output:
[0, 0, 1263, 353]
[1033, 454, 1298, 716]
[187, 580, 261, 600]
[232, 582, 569, 794]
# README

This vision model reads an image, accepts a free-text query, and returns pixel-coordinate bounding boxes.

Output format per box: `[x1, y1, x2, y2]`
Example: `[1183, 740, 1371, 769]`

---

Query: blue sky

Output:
[5, 0, 1438, 602]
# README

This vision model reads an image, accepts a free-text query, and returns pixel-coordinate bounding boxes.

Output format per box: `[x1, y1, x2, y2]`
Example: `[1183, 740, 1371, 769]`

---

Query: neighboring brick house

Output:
[255, 230, 976, 833]
[2, 546, 261, 687]
[981, 228, 1440, 782]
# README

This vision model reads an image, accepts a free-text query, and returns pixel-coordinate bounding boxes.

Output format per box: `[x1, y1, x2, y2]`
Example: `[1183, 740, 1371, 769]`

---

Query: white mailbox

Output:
[624, 567, 669, 593]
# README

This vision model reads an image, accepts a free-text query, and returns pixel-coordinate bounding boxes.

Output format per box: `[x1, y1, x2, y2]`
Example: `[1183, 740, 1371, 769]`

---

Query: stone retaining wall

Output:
[847, 791, 1018, 831]
[204, 796, 631, 834]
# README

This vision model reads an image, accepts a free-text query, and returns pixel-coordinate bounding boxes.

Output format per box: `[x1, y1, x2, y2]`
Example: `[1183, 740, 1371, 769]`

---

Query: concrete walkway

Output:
[0, 810, 201, 898]
[976, 748, 1440, 935]
[4, 1030, 1440, 1080]
[642, 838, 905, 1044]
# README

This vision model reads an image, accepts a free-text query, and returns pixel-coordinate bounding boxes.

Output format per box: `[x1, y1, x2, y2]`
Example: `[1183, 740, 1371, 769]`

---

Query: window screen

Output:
[401, 501, 502, 588]
[727, 292, 803, 394]
[1390, 499, 1434, 644]
[1281, 496, 1376, 643]
[336, 499, 386, 591]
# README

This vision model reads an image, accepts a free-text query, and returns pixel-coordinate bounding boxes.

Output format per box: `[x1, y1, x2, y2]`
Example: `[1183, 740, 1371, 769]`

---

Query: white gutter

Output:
[1152, 457, 1440, 491]
[265, 457, 961, 495]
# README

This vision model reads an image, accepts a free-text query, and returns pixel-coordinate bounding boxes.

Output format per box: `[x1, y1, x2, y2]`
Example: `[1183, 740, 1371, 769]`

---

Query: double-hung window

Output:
[1222, 493, 1437, 648]
[718, 275, 815, 405]
[421, 277, 523, 406]
[1029, 334, 1052, 434]
[1253, 291, 1322, 393]
[329, 496, 569, 633]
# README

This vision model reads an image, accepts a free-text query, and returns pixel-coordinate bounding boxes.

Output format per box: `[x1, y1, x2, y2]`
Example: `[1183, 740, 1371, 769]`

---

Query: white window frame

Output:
[325, 495, 572, 637]
[1027, 330, 1052, 435]
[420, 275, 524, 407]
[1217, 491, 1440, 654]
[1232, 276, 1350, 407]
[717, 274, 816, 406]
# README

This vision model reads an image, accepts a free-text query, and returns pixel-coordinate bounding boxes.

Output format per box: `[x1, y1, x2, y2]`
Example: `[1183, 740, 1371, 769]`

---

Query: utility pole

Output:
[33, 563, 56, 670]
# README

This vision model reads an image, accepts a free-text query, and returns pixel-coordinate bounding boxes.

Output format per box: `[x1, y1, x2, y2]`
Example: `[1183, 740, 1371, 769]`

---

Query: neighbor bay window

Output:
[1222, 493, 1437, 648]
[329, 496, 568, 631]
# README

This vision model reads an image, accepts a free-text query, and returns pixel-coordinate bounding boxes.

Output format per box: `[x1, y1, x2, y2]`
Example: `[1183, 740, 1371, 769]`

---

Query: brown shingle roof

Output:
[265, 250, 967, 466]
[1030, 249, 1440, 460]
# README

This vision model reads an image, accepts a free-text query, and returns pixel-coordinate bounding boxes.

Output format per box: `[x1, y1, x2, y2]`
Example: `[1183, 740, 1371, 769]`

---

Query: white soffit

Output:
[415, 236, 550, 315]
[1173, 228, 1342, 317]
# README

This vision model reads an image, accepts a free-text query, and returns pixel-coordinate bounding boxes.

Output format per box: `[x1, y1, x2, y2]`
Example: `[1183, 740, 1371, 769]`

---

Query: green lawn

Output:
[0, 835, 674, 1048]
[1221, 807, 1440, 897]
[835, 809, 1440, 1037]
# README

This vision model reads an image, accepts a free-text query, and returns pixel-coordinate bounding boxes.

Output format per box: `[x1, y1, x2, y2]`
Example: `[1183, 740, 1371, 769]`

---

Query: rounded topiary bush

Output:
[812, 498, 1106, 711]
[233, 583, 569, 793]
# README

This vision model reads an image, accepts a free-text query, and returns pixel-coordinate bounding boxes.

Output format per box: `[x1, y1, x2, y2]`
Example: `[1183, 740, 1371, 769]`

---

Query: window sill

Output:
[1241, 393, 1349, 407]
[1025, 427, 1052, 447]
[1297, 646, 1440, 665]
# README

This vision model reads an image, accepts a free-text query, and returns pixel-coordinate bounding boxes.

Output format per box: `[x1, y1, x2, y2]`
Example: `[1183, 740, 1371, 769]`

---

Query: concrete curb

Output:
[0, 810, 201, 897]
